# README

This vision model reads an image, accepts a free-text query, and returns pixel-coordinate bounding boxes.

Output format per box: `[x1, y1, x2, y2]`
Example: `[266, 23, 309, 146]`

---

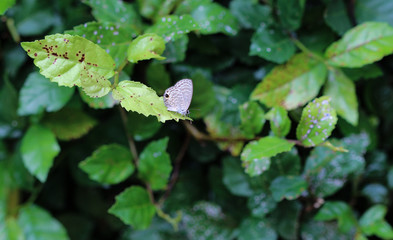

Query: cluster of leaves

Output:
[1, 0, 393, 239]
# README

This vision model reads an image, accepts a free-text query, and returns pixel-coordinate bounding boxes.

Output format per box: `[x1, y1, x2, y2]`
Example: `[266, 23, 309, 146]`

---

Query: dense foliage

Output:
[1, 0, 393, 239]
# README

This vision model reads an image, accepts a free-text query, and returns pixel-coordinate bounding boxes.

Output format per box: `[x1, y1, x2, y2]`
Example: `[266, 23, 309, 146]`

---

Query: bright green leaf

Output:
[0, 0, 15, 15]
[250, 25, 296, 64]
[146, 15, 199, 42]
[127, 33, 166, 63]
[265, 106, 291, 138]
[21, 34, 115, 88]
[18, 72, 74, 116]
[18, 204, 69, 240]
[251, 53, 327, 110]
[241, 136, 295, 176]
[296, 96, 338, 147]
[112, 80, 190, 122]
[270, 176, 307, 201]
[325, 22, 393, 68]
[138, 137, 172, 190]
[42, 108, 97, 141]
[20, 125, 60, 182]
[1, 217, 24, 240]
[108, 186, 156, 230]
[79, 144, 134, 185]
[324, 69, 358, 126]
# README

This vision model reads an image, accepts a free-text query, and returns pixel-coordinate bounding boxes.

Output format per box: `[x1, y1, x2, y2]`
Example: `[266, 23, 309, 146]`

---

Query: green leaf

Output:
[222, 156, 253, 197]
[314, 201, 357, 233]
[241, 136, 295, 177]
[189, 71, 216, 119]
[355, 0, 393, 27]
[250, 25, 296, 64]
[66, 21, 136, 68]
[324, 0, 352, 35]
[296, 96, 338, 147]
[112, 80, 190, 122]
[146, 61, 171, 95]
[42, 108, 97, 141]
[182, 201, 235, 239]
[20, 125, 60, 182]
[265, 106, 291, 138]
[18, 72, 74, 116]
[238, 217, 277, 240]
[84, 0, 143, 32]
[239, 101, 265, 138]
[127, 111, 162, 141]
[79, 89, 116, 109]
[269, 201, 301, 239]
[79, 144, 134, 185]
[304, 134, 368, 197]
[221, 85, 252, 126]
[136, 0, 161, 19]
[277, 0, 305, 31]
[16, 9, 55, 36]
[127, 33, 166, 63]
[2, 217, 24, 240]
[18, 204, 69, 240]
[0, 78, 18, 123]
[325, 22, 393, 68]
[204, 87, 245, 156]
[361, 183, 388, 204]
[146, 15, 199, 42]
[230, 0, 273, 29]
[181, 2, 239, 36]
[270, 176, 307, 201]
[388, 166, 393, 189]
[108, 186, 156, 230]
[247, 192, 277, 218]
[21, 34, 115, 88]
[251, 53, 327, 110]
[360, 205, 393, 239]
[0, 0, 15, 15]
[301, 221, 352, 239]
[323, 69, 358, 126]
[138, 137, 172, 190]
[161, 35, 189, 63]
[342, 64, 383, 81]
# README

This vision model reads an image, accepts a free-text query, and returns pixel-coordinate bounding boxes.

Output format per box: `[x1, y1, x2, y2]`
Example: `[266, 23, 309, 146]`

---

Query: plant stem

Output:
[159, 132, 191, 205]
[118, 106, 139, 166]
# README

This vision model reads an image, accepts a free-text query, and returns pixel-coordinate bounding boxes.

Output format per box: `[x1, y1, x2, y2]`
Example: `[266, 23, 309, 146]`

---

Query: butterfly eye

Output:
[165, 94, 169, 98]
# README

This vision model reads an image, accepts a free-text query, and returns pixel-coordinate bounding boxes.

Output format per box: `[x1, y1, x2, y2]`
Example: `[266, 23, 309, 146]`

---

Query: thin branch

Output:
[118, 106, 139, 166]
[159, 131, 191, 205]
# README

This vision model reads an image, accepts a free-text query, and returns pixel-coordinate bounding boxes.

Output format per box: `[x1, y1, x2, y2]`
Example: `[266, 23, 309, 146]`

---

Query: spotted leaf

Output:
[296, 96, 338, 147]
[21, 34, 115, 88]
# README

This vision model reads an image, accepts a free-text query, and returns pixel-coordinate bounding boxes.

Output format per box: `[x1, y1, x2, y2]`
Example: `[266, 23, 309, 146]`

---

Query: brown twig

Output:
[118, 106, 139, 166]
[159, 130, 191, 205]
